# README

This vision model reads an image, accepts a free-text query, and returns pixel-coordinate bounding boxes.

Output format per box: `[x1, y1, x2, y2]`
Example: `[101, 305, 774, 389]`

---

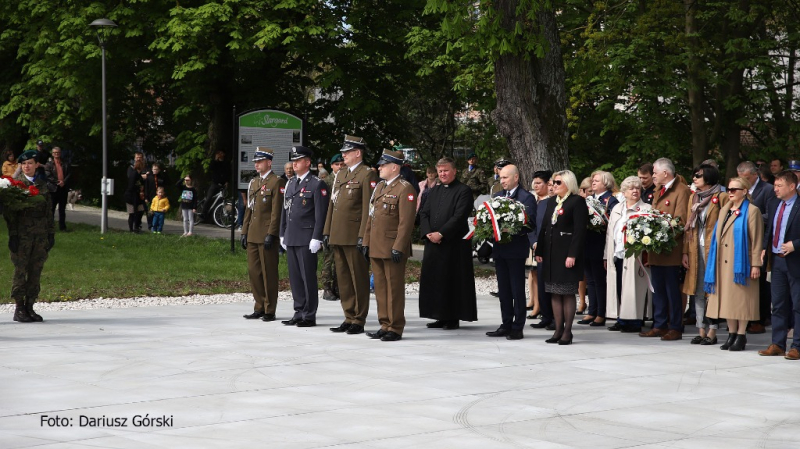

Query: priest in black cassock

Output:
[418, 157, 478, 329]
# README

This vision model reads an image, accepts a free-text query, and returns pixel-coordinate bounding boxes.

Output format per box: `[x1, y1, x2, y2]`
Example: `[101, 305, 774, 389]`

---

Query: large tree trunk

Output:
[491, 2, 569, 186]
[685, 0, 708, 166]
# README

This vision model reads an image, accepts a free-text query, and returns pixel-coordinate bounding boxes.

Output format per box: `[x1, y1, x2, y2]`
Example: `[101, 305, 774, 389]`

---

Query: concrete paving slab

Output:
[1, 294, 798, 448]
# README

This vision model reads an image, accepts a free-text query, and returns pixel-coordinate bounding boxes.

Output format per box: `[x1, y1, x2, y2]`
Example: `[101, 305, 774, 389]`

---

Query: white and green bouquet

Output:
[586, 195, 608, 233]
[472, 197, 529, 244]
[623, 210, 684, 258]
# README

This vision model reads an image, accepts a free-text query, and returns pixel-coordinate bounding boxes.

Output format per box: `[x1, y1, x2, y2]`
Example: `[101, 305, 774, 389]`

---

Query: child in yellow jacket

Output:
[149, 186, 170, 233]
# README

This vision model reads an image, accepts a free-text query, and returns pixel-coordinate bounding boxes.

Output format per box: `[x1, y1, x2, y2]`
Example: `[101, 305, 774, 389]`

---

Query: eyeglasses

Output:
[692, 173, 703, 179]
[728, 187, 745, 192]
[553, 180, 563, 186]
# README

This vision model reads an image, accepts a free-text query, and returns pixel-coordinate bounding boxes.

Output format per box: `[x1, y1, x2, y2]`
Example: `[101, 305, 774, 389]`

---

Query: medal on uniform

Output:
[302, 199, 307, 206]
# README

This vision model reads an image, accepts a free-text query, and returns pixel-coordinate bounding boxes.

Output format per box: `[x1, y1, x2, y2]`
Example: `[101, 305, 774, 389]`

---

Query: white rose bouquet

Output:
[472, 197, 529, 244]
[586, 196, 608, 233]
[623, 209, 684, 258]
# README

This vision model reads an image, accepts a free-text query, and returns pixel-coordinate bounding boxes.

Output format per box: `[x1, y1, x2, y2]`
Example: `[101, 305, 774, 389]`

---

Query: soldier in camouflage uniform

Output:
[5, 150, 54, 322]
[321, 154, 345, 301]
[460, 152, 487, 200]
[488, 158, 512, 196]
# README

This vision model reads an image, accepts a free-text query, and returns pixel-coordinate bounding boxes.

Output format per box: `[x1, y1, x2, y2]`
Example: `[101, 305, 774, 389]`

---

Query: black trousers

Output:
[50, 187, 68, 230]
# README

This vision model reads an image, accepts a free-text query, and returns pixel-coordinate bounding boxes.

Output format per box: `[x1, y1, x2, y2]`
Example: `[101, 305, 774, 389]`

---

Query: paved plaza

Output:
[2, 294, 799, 448]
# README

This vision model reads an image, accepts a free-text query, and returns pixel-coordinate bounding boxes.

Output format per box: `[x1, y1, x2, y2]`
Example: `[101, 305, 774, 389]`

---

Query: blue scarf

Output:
[704, 199, 750, 294]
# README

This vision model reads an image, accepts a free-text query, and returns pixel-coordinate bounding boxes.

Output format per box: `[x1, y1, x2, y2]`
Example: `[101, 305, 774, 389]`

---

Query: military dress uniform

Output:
[460, 154, 487, 199]
[241, 148, 285, 321]
[323, 135, 379, 334]
[363, 151, 417, 341]
[5, 150, 54, 322]
[280, 146, 329, 325]
[320, 154, 344, 301]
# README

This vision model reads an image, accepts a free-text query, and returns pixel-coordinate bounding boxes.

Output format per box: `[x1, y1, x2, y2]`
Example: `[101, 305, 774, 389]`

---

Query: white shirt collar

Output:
[349, 161, 362, 172]
[663, 177, 676, 191]
[296, 171, 309, 183]
[386, 174, 401, 185]
[260, 170, 272, 180]
[748, 177, 759, 194]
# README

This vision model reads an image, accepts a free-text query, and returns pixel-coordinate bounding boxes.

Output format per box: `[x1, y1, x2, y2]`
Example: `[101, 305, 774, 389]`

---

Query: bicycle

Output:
[195, 190, 236, 228]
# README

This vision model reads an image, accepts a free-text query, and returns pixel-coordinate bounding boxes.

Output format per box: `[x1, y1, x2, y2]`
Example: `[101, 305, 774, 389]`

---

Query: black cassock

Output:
[418, 179, 478, 321]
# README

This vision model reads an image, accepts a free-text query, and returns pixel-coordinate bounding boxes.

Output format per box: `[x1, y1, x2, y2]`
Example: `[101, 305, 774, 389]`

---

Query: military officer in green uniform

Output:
[5, 150, 54, 322]
[460, 152, 487, 199]
[323, 135, 379, 335]
[488, 158, 512, 196]
[241, 147, 286, 321]
[363, 150, 417, 341]
[321, 153, 345, 301]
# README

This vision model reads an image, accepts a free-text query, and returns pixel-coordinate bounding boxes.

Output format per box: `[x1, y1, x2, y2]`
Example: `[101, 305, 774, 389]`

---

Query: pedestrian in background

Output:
[176, 175, 198, 237]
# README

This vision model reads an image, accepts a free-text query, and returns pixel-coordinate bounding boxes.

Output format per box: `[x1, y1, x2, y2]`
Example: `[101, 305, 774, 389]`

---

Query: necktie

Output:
[774, 201, 787, 249]
[659, 186, 666, 197]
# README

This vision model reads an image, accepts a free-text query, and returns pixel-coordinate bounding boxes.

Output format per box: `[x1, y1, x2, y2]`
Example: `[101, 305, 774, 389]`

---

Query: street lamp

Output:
[89, 18, 117, 234]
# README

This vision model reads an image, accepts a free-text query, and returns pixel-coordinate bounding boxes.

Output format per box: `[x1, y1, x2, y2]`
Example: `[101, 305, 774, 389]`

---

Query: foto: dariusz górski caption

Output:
[40, 414, 174, 427]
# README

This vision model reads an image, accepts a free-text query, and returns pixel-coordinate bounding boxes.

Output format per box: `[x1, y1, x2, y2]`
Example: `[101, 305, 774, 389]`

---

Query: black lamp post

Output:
[89, 18, 117, 234]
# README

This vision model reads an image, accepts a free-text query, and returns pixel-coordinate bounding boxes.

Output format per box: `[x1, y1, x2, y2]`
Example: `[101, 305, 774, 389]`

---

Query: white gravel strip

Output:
[0, 275, 506, 313]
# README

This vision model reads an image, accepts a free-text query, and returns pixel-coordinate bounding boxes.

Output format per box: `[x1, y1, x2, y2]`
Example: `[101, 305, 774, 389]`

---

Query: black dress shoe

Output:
[244, 311, 266, 319]
[506, 330, 524, 340]
[577, 317, 595, 325]
[281, 318, 300, 325]
[260, 314, 276, 322]
[330, 322, 351, 333]
[620, 326, 642, 333]
[381, 331, 402, 341]
[296, 319, 316, 327]
[529, 320, 551, 329]
[366, 329, 388, 339]
[486, 328, 510, 337]
[442, 321, 460, 330]
[426, 320, 445, 328]
[346, 324, 365, 334]
[489, 291, 500, 297]
[607, 322, 622, 331]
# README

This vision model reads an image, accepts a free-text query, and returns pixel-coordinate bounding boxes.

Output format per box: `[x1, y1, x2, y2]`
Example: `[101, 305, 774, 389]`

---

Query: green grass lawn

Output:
[0, 223, 259, 303]
[0, 222, 491, 303]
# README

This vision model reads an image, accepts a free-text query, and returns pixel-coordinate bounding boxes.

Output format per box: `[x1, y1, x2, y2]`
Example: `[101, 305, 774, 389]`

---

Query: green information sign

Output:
[237, 109, 303, 189]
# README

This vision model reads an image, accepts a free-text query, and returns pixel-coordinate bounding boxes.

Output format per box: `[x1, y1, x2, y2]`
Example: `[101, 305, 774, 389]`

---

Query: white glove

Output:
[280, 237, 287, 250]
[309, 239, 322, 254]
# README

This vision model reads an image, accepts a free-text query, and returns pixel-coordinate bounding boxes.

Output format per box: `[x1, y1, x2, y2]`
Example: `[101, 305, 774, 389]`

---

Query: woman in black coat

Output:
[534, 170, 588, 345]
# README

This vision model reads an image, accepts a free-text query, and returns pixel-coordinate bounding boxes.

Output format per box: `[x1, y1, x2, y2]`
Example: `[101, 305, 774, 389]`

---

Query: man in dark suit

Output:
[738, 160, 775, 334]
[529, 171, 555, 331]
[485, 165, 537, 340]
[638, 163, 656, 205]
[279, 146, 329, 327]
[759, 171, 800, 359]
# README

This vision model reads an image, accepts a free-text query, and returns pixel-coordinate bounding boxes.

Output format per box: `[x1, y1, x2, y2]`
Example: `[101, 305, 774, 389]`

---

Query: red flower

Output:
[28, 186, 39, 196]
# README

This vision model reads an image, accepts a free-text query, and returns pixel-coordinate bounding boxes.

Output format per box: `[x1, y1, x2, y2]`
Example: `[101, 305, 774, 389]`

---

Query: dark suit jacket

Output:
[534, 194, 588, 284]
[751, 178, 775, 224]
[280, 174, 329, 246]
[532, 197, 551, 245]
[491, 187, 537, 259]
[764, 195, 800, 277]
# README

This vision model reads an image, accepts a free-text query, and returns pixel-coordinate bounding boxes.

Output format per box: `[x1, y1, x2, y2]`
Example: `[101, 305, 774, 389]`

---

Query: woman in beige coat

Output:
[705, 177, 764, 352]
[604, 176, 651, 333]
[682, 164, 728, 345]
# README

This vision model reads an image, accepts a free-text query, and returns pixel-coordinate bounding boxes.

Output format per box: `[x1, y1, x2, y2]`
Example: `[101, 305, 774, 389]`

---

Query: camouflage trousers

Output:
[320, 246, 338, 295]
[10, 234, 49, 302]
